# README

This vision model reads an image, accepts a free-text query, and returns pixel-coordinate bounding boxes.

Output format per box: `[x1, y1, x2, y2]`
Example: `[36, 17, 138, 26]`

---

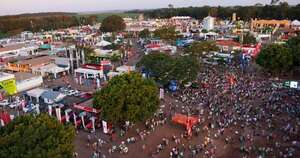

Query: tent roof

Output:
[96, 40, 112, 47]
[41, 90, 65, 101]
[26, 88, 46, 98]
[172, 114, 198, 127]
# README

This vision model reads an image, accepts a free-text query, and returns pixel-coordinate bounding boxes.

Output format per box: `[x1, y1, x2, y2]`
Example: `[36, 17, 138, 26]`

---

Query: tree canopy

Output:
[93, 73, 159, 124]
[242, 32, 257, 45]
[100, 15, 126, 33]
[128, 3, 300, 20]
[139, 28, 151, 38]
[256, 44, 293, 73]
[138, 53, 200, 85]
[286, 35, 300, 66]
[185, 41, 219, 57]
[172, 56, 200, 84]
[137, 53, 174, 85]
[153, 26, 178, 42]
[0, 114, 75, 158]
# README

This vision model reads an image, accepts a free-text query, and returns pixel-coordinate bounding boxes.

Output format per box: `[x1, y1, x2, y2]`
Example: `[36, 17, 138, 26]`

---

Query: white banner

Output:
[48, 105, 52, 116]
[290, 81, 298, 89]
[55, 108, 61, 122]
[102, 120, 108, 134]
[159, 88, 164, 99]
[73, 113, 77, 128]
[0, 119, 4, 127]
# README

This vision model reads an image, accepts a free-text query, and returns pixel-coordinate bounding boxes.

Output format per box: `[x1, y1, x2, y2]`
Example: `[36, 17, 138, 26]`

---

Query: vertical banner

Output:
[65, 111, 69, 123]
[81, 115, 86, 129]
[36, 104, 40, 114]
[0, 119, 4, 127]
[90, 117, 95, 132]
[55, 108, 61, 122]
[73, 113, 77, 128]
[159, 88, 164, 100]
[102, 120, 108, 134]
[48, 105, 52, 116]
[96, 78, 100, 88]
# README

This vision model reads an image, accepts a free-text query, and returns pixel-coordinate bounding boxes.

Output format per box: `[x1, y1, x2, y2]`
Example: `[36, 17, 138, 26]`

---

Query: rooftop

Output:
[14, 72, 38, 81]
[0, 44, 26, 53]
[0, 72, 15, 81]
[17, 55, 53, 66]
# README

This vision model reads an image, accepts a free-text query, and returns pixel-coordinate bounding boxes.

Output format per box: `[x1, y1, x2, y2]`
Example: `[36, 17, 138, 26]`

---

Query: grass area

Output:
[77, 12, 140, 22]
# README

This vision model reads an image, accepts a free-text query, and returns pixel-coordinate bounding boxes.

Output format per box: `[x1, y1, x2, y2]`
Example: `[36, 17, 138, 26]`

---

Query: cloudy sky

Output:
[0, 0, 298, 15]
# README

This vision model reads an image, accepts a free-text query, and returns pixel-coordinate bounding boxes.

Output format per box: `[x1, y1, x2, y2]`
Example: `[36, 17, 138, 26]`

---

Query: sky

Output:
[0, 0, 298, 15]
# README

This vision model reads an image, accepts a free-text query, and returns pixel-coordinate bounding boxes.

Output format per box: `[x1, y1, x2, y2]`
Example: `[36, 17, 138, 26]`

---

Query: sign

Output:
[74, 104, 100, 113]
[102, 120, 108, 134]
[290, 81, 298, 89]
[0, 78, 17, 95]
[82, 64, 102, 70]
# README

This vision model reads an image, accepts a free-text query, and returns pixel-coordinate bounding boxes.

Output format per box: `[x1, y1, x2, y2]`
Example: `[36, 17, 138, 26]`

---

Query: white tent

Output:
[116, 65, 136, 73]
[26, 88, 46, 99]
[96, 40, 112, 47]
[292, 20, 300, 26]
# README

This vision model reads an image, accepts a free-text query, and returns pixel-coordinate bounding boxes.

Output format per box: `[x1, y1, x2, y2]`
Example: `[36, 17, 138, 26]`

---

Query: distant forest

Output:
[128, 3, 300, 20]
[0, 12, 97, 38]
[0, 12, 138, 39]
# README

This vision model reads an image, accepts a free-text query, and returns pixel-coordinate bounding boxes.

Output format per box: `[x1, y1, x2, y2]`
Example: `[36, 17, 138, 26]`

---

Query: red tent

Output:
[172, 114, 198, 136]
[73, 104, 100, 114]
[0, 111, 11, 125]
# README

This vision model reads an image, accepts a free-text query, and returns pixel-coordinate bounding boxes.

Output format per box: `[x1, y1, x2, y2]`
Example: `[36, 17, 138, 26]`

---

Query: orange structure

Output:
[251, 19, 290, 30]
[172, 114, 198, 136]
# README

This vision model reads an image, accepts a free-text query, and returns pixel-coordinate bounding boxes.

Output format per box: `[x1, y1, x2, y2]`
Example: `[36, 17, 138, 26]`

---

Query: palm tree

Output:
[110, 53, 121, 71]
[82, 46, 96, 64]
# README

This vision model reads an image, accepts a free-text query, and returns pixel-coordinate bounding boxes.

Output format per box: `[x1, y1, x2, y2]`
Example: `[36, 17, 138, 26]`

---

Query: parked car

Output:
[8, 102, 19, 109]
[23, 104, 36, 113]
[67, 90, 77, 96]
[0, 99, 9, 106]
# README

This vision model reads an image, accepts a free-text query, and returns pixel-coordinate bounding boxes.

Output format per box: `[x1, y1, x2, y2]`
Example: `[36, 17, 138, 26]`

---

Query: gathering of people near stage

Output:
[80, 63, 299, 158]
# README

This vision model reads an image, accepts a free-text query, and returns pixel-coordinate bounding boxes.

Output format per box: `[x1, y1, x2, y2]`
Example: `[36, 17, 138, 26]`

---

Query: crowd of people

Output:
[169, 64, 300, 157]
[80, 62, 299, 158]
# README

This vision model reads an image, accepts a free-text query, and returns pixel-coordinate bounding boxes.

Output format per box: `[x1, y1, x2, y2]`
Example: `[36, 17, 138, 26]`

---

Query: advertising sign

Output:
[0, 78, 17, 95]
[102, 120, 108, 134]
[290, 81, 298, 89]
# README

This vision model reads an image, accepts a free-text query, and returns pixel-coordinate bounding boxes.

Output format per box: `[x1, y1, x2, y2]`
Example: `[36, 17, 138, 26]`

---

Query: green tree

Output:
[137, 53, 174, 85]
[153, 26, 177, 42]
[110, 53, 121, 70]
[256, 44, 293, 73]
[80, 46, 97, 64]
[100, 15, 126, 33]
[242, 32, 257, 45]
[286, 35, 300, 66]
[171, 56, 200, 84]
[185, 41, 219, 57]
[93, 73, 159, 124]
[0, 114, 75, 158]
[139, 29, 151, 38]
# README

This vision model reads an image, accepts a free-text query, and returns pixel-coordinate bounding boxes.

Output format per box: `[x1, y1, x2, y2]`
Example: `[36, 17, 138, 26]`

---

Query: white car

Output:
[67, 90, 77, 96]
[0, 99, 9, 107]
[23, 104, 36, 113]
[8, 102, 19, 109]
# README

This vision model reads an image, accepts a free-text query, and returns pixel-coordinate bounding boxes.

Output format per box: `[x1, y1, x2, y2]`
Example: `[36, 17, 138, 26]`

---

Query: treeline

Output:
[0, 13, 97, 38]
[128, 3, 300, 20]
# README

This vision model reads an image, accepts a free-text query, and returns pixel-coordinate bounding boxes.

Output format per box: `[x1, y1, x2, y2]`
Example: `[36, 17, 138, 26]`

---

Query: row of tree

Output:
[0, 13, 98, 38]
[256, 35, 300, 73]
[128, 3, 300, 20]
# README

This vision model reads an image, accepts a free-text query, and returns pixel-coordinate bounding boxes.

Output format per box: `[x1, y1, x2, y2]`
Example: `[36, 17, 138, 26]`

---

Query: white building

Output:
[15, 72, 43, 93]
[203, 16, 215, 31]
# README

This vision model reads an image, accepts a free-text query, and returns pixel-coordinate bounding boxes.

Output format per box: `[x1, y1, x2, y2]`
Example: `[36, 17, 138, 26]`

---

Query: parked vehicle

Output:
[0, 99, 9, 106]
[8, 102, 19, 109]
